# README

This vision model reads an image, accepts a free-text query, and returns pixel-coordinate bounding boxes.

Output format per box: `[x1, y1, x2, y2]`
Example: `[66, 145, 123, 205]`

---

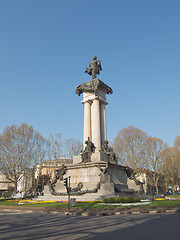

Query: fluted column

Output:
[91, 98, 101, 151]
[83, 101, 91, 149]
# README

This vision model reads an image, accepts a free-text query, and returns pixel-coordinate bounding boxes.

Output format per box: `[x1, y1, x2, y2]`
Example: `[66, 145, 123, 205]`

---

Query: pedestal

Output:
[79, 79, 112, 151]
[40, 162, 140, 201]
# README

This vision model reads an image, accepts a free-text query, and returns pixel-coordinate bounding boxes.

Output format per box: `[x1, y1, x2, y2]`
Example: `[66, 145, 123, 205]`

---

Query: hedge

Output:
[103, 196, 140, 203]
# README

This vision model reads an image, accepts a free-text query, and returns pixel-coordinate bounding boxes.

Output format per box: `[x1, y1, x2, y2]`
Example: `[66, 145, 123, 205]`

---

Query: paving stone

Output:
[131, 211, 141, 214]
[165, 209, 177, 213]
[149, 210, 158, 214]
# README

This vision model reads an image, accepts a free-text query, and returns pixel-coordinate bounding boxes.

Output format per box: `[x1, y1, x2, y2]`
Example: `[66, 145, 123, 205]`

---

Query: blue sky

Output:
[0, 0, 179, 147]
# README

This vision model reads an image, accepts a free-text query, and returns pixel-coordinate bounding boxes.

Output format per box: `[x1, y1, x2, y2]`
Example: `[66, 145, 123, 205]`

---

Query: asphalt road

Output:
[0, 211, 179, 240]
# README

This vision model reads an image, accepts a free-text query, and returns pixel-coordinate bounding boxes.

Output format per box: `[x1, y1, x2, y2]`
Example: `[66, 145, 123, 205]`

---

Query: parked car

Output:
[172, 192, 180, 196]
[153, 193, 166, 198]
[11, 193, 25, 199]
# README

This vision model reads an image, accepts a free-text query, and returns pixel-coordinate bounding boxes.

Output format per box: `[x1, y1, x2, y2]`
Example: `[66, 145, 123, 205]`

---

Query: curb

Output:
[0, 208, 180, 216]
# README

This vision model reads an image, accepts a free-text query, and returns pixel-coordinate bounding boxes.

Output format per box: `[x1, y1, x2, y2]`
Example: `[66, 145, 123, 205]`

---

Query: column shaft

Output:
[83, 101, 91, 149]
[91, 98, 101, 151]
[100, 103, 107, 144]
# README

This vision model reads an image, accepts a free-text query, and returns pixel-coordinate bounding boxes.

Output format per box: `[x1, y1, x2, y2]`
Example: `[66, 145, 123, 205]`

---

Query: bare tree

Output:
[32, 136, 48, 194]
[174, 136, 180, 152]
[0, 124, 46, 193]
[145, 137, 168, 193]
[64, 138, 83, 158]
[46, 133, 63, 167]
[113, 126, 148, 169]
[163, 147, 180, 191]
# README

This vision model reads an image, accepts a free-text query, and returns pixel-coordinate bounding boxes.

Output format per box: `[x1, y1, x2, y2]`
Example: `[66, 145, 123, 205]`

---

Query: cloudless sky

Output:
[0, 0, 179, 147]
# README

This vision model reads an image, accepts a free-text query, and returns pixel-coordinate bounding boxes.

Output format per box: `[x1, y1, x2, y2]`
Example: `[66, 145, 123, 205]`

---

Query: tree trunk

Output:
[14, 180, 17, 194]
[155, 175, 159, 194]
[155, 182, 159, 194]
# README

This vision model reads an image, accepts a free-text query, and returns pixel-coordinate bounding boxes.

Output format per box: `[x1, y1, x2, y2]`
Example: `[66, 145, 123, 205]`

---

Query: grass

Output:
[167, 195, 180, 199]
[0, 198, 180, 210]
[150, 200, 180, 207]
[0, 199, 19, 206]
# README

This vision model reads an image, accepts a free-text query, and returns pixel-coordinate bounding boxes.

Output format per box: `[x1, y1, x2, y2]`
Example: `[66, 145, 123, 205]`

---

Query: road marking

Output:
[0, 212, 30, 215]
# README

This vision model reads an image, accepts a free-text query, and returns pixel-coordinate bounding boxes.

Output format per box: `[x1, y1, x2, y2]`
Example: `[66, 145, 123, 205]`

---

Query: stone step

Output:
[114, 183, 128, 192]
[114, 183, 135, 194]
[119, 188, 135, 193]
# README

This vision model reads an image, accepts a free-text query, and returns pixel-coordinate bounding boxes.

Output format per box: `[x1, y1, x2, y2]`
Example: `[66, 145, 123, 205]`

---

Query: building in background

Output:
[34, 158, 73, 185]
[39, 158, 73, 179]
[17, 168, 33, 193]
[134, 168, 165, 194]
[0, 173, 14, 193]
[34, 158, 72, 193]
[0, 169, 33, 194]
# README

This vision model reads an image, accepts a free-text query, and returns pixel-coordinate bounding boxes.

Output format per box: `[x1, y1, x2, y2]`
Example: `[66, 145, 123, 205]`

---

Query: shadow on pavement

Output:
[0, 212, 179, 239]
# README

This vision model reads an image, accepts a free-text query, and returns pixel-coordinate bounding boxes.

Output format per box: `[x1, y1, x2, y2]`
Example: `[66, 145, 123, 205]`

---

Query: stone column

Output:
[83, 101, 91, 148]
[100, 102, 107, 144]
[91, 98, 101, 151]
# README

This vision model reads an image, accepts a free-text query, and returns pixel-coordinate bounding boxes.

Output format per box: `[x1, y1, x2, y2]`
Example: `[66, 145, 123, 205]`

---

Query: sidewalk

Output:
[0, 205, 180, 216]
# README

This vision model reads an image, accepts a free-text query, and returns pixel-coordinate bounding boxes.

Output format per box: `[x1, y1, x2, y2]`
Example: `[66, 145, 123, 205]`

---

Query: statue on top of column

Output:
[85, 56, 102, 79]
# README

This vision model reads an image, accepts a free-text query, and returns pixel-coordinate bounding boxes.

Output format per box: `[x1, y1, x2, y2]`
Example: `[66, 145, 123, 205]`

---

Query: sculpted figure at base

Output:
[81, 137, 95, 163]
[85, 56, 102, 79]
[125, 166, 144, 186]
[71, 182, 83, 192]
[51, 164, 67, 187]
[102, 140, 116, 164]
[96, 164, 111, 184]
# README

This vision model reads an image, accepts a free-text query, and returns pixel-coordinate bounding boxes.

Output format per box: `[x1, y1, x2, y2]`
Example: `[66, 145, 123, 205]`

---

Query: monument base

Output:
[73, 151, 108, 164]
[39, 161, 145, 201]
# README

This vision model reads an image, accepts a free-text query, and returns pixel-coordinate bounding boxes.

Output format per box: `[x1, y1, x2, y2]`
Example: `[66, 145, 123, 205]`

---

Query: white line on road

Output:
[0, 212, 30, 215]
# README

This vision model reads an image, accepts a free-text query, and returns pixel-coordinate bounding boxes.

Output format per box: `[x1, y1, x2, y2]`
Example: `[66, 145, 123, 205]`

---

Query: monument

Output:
[74, 56, 114, 164]
[42, 56, 144, 201]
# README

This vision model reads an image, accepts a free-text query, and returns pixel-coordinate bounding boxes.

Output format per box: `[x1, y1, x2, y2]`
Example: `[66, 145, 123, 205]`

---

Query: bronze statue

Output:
[81, 137, 95, 163]
[71, 182, 83, 192]
[102, 140, 116, 164]
[51, 164, 67, 187]
[85, 56, 102, 79]
[96, 164, 111, 184]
